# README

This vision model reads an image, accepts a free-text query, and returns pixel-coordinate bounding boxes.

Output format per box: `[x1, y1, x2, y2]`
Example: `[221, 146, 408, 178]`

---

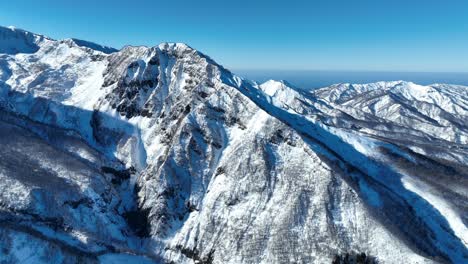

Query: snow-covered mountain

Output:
[0, 26, 466, 264]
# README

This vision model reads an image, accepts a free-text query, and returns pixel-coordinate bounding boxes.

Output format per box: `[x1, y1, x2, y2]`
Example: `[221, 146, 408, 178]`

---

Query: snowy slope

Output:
[236, 79, 468, 263]
[0, 26, 466, 264]
[0, 26, 51, 54]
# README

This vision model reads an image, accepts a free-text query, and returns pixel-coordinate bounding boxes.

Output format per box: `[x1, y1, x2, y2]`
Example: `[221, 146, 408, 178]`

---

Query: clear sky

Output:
[1, 0, 467, 72]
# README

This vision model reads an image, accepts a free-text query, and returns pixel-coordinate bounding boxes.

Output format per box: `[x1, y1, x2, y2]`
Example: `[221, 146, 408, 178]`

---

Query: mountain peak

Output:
[158, 42, 192, 50]
[0, 25, 118, 55]
[0, 25, 51, 54]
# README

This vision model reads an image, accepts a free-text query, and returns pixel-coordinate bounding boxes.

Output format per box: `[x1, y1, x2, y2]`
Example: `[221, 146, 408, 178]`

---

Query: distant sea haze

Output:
[234, 70, 468, 90]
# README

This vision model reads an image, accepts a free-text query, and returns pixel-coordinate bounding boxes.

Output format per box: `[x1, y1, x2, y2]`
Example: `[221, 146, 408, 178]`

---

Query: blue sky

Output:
[1, 0, 467, 72]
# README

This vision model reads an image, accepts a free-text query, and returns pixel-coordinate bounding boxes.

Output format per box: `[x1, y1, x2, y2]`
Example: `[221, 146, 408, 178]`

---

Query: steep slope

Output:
[0, 110, 157, 263]
[0, 26, 466, 263]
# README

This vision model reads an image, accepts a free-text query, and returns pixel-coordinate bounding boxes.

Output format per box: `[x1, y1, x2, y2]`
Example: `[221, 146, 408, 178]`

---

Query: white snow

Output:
[402, 176, 468, 247]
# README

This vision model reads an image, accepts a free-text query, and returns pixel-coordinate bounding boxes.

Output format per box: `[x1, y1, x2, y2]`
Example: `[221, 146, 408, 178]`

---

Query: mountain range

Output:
[0, 26, 467, 264]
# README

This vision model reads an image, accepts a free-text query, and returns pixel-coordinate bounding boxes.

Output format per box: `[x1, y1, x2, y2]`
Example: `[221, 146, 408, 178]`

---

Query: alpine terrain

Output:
[0, 26, 466, 264]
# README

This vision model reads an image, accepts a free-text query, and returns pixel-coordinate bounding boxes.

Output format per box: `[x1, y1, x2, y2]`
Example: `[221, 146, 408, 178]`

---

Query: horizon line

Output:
[232, 69, 468, 74]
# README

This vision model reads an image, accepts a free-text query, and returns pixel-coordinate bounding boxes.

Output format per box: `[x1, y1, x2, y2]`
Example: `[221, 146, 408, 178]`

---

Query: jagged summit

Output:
[0, 25, 222, 68]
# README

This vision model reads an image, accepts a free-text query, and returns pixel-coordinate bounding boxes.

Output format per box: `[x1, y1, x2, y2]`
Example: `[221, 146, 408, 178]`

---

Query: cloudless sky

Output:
[1, 0, 467, 72]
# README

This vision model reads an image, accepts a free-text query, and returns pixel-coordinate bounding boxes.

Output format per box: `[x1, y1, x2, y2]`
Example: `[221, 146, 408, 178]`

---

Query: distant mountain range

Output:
[0, 26, 466, 264]
[235, 69, 468, 90]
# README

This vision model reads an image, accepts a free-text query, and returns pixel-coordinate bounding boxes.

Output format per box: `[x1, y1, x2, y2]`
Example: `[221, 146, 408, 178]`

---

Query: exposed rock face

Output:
[0, 26, 466, 264]
[332, 252, 378, 264]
